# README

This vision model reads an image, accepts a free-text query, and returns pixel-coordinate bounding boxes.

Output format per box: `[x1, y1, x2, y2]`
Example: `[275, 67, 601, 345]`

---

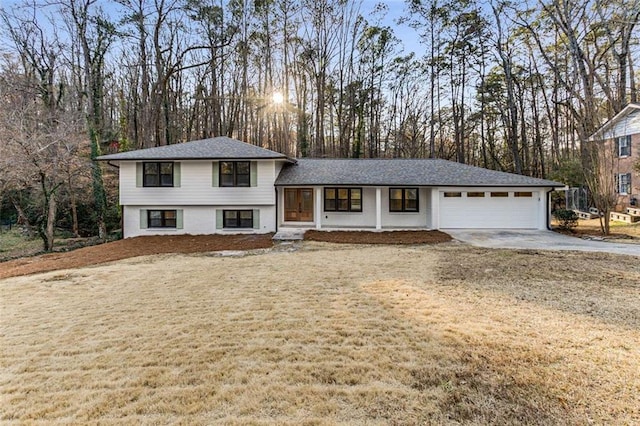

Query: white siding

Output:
[607, 109, 640, 138]
[123, 205, 276, 238]
[321, 187, 377, 228]
[322, 187, 431, 229]
[380, 187, 431, 228]
[280, 187, 433, 229]
[438, 188, 544, 229]
[120, 160, 277, 205]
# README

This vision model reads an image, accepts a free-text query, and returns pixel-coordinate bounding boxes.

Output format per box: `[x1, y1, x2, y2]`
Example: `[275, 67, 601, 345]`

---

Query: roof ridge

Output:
[96, 136, 290, 161]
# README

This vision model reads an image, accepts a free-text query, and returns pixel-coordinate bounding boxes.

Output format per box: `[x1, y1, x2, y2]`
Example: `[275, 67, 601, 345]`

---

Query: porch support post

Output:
[315, 186, 322, 229]
[376, 187, 382, 230]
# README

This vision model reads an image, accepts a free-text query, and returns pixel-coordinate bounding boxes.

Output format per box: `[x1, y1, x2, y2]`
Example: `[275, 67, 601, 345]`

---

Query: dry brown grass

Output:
[572, 218, 640, 239]
[1, 243, 639, 424]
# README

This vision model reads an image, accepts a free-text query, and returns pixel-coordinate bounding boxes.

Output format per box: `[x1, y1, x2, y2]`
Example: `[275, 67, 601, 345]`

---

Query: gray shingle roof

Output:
[275, 159, 564, 187]
[96, 137, 289, 161]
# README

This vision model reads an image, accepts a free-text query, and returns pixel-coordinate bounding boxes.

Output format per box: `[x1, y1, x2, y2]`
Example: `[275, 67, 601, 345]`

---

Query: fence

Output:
[566, 187, 590, 212]
[0, 220, 16, 232]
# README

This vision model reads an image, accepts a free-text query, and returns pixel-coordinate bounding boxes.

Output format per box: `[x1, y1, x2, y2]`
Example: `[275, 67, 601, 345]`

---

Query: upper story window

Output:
[615, 135, 632, 157]
[324, 188, 362, 212]
[389, 188, 419, 212]
[143, 162, 174, 187]
[220, 161, 250, 187]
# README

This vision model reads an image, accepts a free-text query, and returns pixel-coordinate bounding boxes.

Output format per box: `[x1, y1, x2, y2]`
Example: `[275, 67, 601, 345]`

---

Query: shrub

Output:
[553, 209, 579, 231]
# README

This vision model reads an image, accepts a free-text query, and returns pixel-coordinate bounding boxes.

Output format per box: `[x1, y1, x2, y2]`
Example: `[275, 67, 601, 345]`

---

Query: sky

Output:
[0, 0, 426, 58]
[362, 0, 425, 56]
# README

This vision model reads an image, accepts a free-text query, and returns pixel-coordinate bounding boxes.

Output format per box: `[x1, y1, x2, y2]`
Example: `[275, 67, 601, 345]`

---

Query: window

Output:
[324, 188, 362, 212]
[148, 210, 177, 228]
[491, 192, 509, 197]
[514, 192, 533, 197]
[467, 192, 485, 197]
[617, 173, 632, 194]
[220, 161, 250, 187]
[615, 136, 632, 157]
[443, 192, 462, 198]
[390, 188, 419, 212]
[223, 210, 253, 228]
[143, 162, 173, 187]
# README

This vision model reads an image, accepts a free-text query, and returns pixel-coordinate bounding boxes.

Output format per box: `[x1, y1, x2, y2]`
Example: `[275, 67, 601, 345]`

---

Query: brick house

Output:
[589, 103, 640, 211]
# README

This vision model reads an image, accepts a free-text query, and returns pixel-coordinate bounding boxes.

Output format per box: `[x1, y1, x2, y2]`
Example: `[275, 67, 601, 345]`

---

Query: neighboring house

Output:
[98, 136, 564, 238]
[589, 103, 640, 210]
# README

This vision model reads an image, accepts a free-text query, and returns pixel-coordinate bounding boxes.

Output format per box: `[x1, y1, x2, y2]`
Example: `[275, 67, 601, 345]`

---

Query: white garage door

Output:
[439, 190, 540, 229]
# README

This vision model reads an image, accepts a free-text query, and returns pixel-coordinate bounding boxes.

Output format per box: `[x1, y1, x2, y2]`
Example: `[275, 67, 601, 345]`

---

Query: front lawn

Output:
[1, 243, 638, 424]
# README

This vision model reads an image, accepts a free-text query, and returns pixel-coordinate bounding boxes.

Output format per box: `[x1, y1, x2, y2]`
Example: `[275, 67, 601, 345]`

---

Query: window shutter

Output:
[136, 163, 143, 187]
[173, 163, 181, 187]
[176, 209, 183, 229]
[628, 135, 632, 156]
[140, 209, 148, 229]
[216, 210, 223, 229]
[212, 162, 219, 187]
[615, 174, 620, 193]
[253, 209, 260, 229]
[250, 161, 258, 187]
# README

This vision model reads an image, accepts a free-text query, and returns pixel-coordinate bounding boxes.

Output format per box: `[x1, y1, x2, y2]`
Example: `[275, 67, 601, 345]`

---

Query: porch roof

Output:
[275, 158, 564, 187]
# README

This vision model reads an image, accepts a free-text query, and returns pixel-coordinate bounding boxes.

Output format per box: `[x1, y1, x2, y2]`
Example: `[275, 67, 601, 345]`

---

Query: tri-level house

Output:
[98, 136, 564, 238]
[588, 103, 640, 220]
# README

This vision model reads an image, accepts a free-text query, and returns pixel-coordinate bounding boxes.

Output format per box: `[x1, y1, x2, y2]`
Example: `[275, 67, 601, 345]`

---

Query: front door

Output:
[284, 188, 314, 222]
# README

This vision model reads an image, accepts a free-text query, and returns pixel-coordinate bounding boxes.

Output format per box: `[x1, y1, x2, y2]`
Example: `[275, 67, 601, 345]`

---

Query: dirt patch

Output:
[0, 234, 273, 280]
[305, 229, 452, 244]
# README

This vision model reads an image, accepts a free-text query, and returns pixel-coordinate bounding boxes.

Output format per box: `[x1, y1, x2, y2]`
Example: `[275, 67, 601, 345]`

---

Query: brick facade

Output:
[607, 133, 640, 210]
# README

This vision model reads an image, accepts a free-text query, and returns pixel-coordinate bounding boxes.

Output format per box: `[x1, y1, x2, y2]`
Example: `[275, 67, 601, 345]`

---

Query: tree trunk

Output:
[45, 192, 56, 251]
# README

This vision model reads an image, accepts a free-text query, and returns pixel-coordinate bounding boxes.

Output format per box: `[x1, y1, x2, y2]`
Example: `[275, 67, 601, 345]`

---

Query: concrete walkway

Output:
[446, 229, 640, 257]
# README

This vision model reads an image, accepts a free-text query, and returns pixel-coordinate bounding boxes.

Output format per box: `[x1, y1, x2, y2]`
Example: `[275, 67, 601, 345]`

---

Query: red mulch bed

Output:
[0, 231, 453, 280]
[304, 230, 452, 244]
[0, 234, 274, 280]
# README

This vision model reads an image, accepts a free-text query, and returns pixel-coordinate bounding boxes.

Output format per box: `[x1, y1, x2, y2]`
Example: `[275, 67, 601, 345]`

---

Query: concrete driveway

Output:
[446, 229, 640, 256]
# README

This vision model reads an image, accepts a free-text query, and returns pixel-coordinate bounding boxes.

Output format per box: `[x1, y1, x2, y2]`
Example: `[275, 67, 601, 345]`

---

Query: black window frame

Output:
[148, 210, 177, 228]
[389, 188, 419, 212]
[223, 210, 253, 228]
[220, 161, 251, 187]
[143, 162, 174, 187]
[324, 187, 363, 212]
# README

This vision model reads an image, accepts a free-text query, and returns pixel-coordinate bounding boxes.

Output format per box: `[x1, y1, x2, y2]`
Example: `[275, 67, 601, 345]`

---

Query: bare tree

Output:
[583, 140, 618, 235]
[0, 64, 85, 249]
